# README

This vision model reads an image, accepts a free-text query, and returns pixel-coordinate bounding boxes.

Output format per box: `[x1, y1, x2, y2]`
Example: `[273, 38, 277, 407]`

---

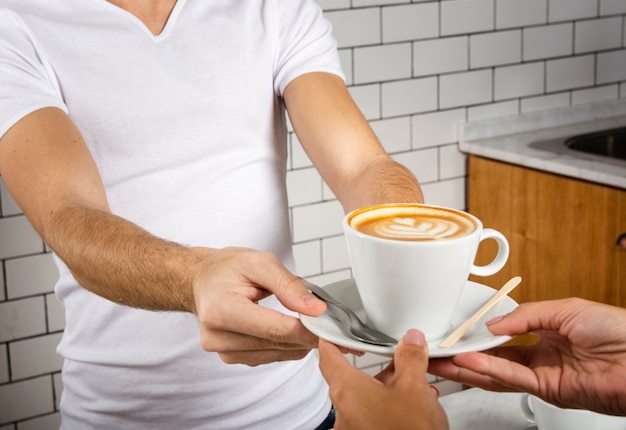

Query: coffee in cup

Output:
[343, 203, 509, 340]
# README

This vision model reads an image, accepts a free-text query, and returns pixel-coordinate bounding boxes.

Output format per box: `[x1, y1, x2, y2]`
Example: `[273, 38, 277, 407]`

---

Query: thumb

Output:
[267, 273, 327, 316]
[392, 329, 430, 384]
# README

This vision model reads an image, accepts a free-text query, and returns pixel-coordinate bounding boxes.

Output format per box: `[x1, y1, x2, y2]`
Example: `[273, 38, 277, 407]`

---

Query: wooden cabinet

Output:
[468, 155, 626, 308]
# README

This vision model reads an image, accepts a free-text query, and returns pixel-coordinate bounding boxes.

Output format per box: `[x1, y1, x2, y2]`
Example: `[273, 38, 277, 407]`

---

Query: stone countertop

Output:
[440, 388, 535, 430]
[459, 99, 626, 190]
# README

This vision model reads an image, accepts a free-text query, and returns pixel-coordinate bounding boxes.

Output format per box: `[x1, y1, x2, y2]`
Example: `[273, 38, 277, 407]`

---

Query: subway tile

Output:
[0, 265, 5, 301]
[421, 177, 467, 210]
[293, 240, 322, 278]
[546, 55, 595, 92]
[0, 376, 54, 424]
[412, 109, 466, 148]
[549, 0, 599, 22]
[348, 84, 382, 120]
[441, 0, 495, 36]
[321, 235, 350, 273]
[370, 117, 412, 154]
[468, 100, 520, 122]
[354, 43, 412, 84]
[0, 297, 46, 342]
[521, 92, 571, 113]
[0, 179, 21, 216]
[496, 0, 547, 29]
[381, 77, 438, 117]
[10, 333, 63, 380]
[46, 293, 65, 333]
[0, 345, 8, 383]
[17, 413, 62, 430]
[321, 180, 336, 202]
[291, 200, 344, 242]
[289, 134, 312, 170]
[354, 0, 409, 6]
[286, 168, 323, 207]
[53, 372, 63, 411]
[523, 23, 573, 61]
[414, 36, 468, 77]
[382, 3, 438, 43]
[572, 84, 619, 104]
[319, 0, 350, 11]
[439, 144, 469, 180]
[337, 49, 353, 86]
[597, 49, 626, 84]
[0, 216, 44, 260]
[494, 62, 545, 100]
[440, 70, 493, 109]
[392, 148, 439, 184]
[5, 253, 59, 300]
[470, 30, 522, 68]
[575, 17, 623, 53]
[325, 8, 381, 48]
[600, 0, 626, 15]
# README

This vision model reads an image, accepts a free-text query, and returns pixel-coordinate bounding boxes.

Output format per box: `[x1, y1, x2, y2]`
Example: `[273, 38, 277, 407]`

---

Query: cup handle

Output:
[470, 228, 510, 277]
[520, 394, 536, 423]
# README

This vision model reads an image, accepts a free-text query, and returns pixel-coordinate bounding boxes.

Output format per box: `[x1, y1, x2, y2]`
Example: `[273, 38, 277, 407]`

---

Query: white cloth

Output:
[0, 0, 344, 428]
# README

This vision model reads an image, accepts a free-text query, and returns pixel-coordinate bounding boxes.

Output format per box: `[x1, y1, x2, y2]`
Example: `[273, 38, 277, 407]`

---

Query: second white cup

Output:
[520, 394, 626, 430]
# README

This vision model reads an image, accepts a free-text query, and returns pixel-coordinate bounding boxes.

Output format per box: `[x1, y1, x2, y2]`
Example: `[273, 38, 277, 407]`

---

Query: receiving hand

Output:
[319, 329, 449, 430]
[429, 298, 626, 416]
[190, 247, 327, 366]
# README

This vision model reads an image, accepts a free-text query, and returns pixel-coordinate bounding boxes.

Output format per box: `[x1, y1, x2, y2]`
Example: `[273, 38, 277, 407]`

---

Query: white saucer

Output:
[300, 278, 518, 358]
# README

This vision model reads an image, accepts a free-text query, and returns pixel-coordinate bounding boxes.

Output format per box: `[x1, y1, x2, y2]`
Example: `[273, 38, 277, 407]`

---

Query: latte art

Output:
[369, 216, 467, 240]
[349, 204, 477, 241]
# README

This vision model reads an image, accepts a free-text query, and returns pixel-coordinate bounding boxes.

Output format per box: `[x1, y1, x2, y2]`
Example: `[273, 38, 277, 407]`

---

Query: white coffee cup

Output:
[343, 203, 509, 340]
[520, 394, 626, 430]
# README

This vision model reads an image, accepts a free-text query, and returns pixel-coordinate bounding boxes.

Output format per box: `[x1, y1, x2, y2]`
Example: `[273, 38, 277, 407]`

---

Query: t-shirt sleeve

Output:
[272, 0, 345, 96]
[0, 9, 67, 139]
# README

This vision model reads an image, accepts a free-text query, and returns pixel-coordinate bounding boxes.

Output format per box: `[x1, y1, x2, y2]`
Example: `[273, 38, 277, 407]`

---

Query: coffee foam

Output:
[349, 205, 477, 241]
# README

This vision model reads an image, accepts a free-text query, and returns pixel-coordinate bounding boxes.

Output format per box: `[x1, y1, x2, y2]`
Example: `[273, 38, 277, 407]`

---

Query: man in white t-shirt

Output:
[0, 0, 424, 428]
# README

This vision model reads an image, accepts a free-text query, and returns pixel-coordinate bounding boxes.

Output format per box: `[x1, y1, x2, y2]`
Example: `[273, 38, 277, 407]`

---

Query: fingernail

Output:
[302, 293, 322, 306]
[485, 315, 504, 326]
[403, 329, 426, 347]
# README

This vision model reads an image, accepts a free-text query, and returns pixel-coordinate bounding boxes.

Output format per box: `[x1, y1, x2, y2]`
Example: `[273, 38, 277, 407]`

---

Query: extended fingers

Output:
[442, 351, 540, 393]
[486, 299, 589, 337]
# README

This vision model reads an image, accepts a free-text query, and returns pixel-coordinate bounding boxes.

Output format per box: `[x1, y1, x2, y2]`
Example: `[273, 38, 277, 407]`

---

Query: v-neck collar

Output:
[92, 0, 188, 42]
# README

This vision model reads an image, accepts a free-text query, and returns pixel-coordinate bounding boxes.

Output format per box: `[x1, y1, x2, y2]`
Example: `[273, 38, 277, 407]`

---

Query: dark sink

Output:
[530, 126, 626, 166]
[565, 127, 626, 160]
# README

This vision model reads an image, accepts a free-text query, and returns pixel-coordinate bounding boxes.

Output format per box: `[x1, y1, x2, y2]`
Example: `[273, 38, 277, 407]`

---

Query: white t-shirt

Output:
[0, 0, 344, 428]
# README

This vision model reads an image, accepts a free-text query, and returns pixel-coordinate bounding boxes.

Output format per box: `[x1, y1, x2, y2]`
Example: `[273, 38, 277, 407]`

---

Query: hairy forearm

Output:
[45, 203, 205, 313]
[339, 155, 424, 213]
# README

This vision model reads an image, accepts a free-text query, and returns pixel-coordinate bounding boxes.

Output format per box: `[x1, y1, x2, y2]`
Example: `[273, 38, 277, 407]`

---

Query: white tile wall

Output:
[496, 0, 547, 29]
[549, 0, 598, 22]
[414, 36, 468, 76]
[523, 23, 573, 61]
[470, 30, 521, 69]
[2, 0, 626, 427]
